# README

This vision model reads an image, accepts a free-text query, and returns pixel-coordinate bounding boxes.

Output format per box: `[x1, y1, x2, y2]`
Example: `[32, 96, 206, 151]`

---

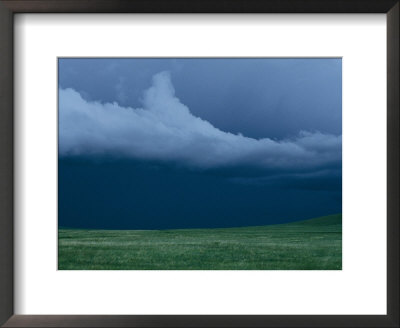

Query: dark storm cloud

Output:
[59, 58, 342, 140]
[229, 168, 342, 191]
[59, 71, 341, 175]
[58, 59, 342, 229]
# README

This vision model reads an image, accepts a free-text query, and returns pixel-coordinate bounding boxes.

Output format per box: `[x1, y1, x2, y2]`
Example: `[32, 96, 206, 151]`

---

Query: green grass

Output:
[58, 214, 342, 270]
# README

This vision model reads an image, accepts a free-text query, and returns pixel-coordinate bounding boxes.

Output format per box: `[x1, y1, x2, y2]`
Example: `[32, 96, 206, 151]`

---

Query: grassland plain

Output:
[58, 214, 342, 270]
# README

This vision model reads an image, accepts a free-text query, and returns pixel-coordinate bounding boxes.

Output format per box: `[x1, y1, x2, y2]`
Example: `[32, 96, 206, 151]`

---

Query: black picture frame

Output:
[0, 1, 398, 327]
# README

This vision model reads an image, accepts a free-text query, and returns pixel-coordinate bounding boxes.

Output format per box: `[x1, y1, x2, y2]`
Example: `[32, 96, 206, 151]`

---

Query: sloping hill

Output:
[263, 214, 342, 231]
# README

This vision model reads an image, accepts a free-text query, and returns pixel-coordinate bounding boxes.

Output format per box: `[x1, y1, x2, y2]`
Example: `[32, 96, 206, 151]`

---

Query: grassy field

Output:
[58, 214, 341, 270]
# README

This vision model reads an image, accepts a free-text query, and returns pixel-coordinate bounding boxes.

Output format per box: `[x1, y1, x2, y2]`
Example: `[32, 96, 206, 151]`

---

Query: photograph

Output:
[58, 58, 342, 270]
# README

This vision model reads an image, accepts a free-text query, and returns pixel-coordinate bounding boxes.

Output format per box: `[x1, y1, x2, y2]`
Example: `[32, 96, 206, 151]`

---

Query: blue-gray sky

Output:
[58, 58, 342, 229]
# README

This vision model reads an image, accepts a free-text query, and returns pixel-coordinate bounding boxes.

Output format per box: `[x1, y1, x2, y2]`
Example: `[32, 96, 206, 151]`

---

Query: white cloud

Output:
[59, 71, 341, 171]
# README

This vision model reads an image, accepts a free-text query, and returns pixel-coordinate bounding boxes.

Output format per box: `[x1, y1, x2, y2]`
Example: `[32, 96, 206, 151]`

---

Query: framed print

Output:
[0, 1, 398, 327]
